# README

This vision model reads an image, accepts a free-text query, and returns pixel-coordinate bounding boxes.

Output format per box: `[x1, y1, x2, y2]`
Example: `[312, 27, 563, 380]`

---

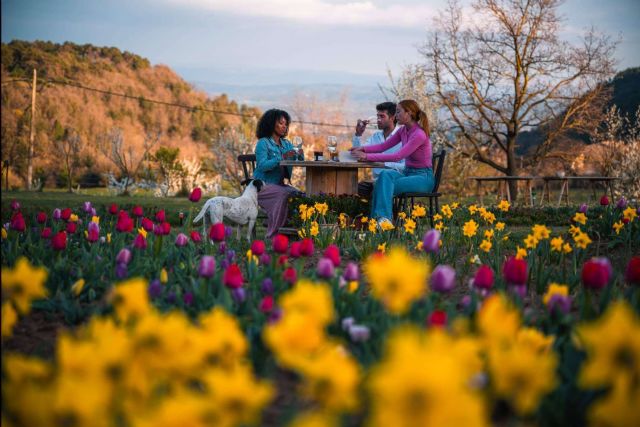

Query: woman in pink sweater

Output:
[351, 99, 434, 226]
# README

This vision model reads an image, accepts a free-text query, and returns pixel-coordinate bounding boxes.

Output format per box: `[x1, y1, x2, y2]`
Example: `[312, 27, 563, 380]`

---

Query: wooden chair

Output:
[393, 150, 446, 227]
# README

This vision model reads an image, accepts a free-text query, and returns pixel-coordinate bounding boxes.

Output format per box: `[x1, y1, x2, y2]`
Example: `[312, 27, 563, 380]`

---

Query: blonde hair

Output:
[399, 99, 429, 136]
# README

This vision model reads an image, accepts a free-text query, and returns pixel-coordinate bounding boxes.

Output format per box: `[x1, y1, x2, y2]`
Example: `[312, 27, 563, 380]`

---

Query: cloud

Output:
[165, 0, 440, 28]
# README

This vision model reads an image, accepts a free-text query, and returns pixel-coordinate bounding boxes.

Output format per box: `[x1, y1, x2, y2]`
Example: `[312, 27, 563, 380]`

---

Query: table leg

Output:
[557, 180, 566, 207]
[565, 181, 569, 205]
[527, 180, 533, 206]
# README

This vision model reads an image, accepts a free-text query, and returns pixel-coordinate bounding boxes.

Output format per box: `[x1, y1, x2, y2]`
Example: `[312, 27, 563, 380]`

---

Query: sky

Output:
[2, 0, 639, 88]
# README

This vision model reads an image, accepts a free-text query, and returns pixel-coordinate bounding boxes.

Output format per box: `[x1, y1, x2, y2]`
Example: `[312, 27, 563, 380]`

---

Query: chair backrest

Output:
[431, 150, 446, 193]
[237, 154, 257, 184]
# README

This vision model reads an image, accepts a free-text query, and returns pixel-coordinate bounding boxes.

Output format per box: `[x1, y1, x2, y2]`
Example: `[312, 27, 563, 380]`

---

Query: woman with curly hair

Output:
[253, 108, 302, 238]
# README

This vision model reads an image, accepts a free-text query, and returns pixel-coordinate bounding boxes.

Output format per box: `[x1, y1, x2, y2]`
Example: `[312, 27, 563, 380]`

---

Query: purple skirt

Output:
[258, 184, 298, 238]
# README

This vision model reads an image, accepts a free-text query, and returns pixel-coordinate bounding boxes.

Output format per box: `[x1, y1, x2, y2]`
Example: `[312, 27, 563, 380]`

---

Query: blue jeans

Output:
[371, 167, 435, 220]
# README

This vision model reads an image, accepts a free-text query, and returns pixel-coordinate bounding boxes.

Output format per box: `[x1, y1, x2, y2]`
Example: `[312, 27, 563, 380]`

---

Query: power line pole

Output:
[27, 68, 37, 190]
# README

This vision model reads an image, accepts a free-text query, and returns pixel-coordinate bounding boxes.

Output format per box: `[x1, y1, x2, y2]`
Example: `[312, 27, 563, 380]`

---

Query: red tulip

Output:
[155, 210, 166, 223]
[503, 256, 528, 286]
[323, 244, 341, 267]
[427, 310, 447, 328]
[189, 187, 202, 203]
[259, 295, 274, 313]
[300, 238, 314, 257]
[133, 233, 147, 250]
[223, 263, 244, 289]
[190, 231, 202, 243]
[41, 227, 52, 239]
[289, 241, 302, 258]
[132, 205, 144, 217]
[154, 222, 171, 236]
[10, 212, 26, 232]
[283, 267, 297, 284]
[600, 195, 609, 206]
[473, 265, 494, 290]
[36, 211, 47, 224]
[277, 255, 289, 266]
[116, 212, 134, 233]
[209, 223, 226, 242]
[141, 217, 154, 232]
[87, 228, 100, 243]
[109, 203, 118, 215]
[582, 258, 611, 290]
[66, 222, 77, 234]
[250, 240, 266, 256]
[51, 231, 67, 250]
[626, 256, 640, 286]
[61, 208, 73, 221]
[272, 234, 289, 254]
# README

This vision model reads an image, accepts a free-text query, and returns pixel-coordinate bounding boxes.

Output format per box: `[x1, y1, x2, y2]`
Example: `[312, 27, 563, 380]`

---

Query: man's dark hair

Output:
[256, 109, 291, 139]
[376, 101, 396, 116]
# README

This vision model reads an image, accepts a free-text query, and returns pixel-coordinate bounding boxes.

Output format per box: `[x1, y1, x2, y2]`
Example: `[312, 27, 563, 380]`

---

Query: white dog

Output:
[193, 179, 264, 241]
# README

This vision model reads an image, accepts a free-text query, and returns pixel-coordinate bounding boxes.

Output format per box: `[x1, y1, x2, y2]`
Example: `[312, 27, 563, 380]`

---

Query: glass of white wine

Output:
[327, 136, 338, 161]
[292, 136, 303, 160]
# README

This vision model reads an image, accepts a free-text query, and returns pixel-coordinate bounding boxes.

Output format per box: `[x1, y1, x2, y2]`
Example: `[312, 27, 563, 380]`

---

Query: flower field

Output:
[2, 192, 640, 426]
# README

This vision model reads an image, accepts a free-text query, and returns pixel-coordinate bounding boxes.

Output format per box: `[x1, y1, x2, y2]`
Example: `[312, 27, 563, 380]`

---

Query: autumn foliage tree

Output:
[417, 0, 617, 197]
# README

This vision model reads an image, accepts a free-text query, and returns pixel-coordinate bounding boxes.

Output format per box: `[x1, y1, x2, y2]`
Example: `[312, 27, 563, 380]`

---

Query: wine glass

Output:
[292, 136, 303, 160]
[327, 136, 338, 161]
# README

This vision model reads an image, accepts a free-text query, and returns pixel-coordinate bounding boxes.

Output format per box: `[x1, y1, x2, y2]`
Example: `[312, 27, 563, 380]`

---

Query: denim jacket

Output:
[253, 137, 302, 184]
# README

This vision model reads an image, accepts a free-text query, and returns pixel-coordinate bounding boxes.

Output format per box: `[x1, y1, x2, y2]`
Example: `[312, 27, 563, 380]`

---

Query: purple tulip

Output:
[422, 229, 441, 254]
[317, 257, 335, 279]
[115, 262, 128, 279]
[430, 265, 456, 293]
[148, 279, 162, 299]
[268, 308, 283, 324]
[226, 249, 236, 262]
[218, 241, 227, 255]
[10, 200, 20, 211]
[224, 225, 233, 237]
[510, 284, 527, 299]
[175, 233, 188, 247]
[547, 294, 572, 314]
[578, 203, 588, 214]
[183, 292, 194, 306]
[52, 208, 62, 221]
[616, 197, 627, 210]
[261, 278, 274, 294]
[220, 259, 230, 270]
[88, 221, 100, 234]
[348, 325, 371, 342]
[83, 201, 92, 213]
[231, 287, 246, 303]
[343, 262, 360, 281]
[198, 256, 216, 278]
[116, 248, 132, 265]
[460, 294, 472, 308]
[166, 290, 176, 304]
[259, 253, 272, 266]
[90, 207, 97, 217]
[341, 317, 355, 331]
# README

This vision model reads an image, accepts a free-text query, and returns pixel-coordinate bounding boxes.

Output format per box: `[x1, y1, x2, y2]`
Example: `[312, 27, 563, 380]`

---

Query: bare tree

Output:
[54, 128, 81, 193]
[418, 0, 617, 197]
[97, 127, 161, 195]
[213, 125, 255, 192]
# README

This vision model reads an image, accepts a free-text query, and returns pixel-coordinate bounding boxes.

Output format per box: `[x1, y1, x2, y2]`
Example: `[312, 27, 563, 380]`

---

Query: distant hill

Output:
[1, 40, 259, 187]
[516, 67, 640, 155]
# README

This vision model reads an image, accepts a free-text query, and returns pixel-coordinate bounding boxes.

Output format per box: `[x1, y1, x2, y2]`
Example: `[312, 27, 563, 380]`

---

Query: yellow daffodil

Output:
[1, 257, 48, 314]
[398, 212, 407, 220]
[137, 228, 147, 239]
[1, 227, 7, 240]
[613, 221, 624, 235]
[91, 216, 100, 224]
[441, 205, 453, 219]
[622, 206, 637, 222]
[484, 229, 494, 240]
[160, 268, 169, 284]
[435, 222, 444, 231]
[569, 225, 581, 236]
[572, 212, 587, 225]
[463, 220, 479, 238]
[411, 205, 426, 218]
[2, 302, 18, 337]
[338, 213, 347, 229]
[451, 202, 460, 209]
[573, 232, 592, 249]
[495, 222, 505, 231]
[364, 247, 430, 314]
[532, 224, 551, 240]
[71, 279, 86, 296]
[479, 239, 492, 252]
[550, 237, 564, 252]
[562, 243, 573, 254]
[69, 214, 79, 222]
[469, 205, 478, 215]
[106, 233, 111, 243]
[314, 202, 328, 216]
[310, 221, 319, 237]
[415, 241, 424, 251]
[377, 242, 386, 253]
[498, 200, 510, 212]
[433, 213, 443, 221]
[524, 234, 539, 249]
[380, 221, 395, 232]
[516, 247, 527, 260]
[403, 218, 416, 234]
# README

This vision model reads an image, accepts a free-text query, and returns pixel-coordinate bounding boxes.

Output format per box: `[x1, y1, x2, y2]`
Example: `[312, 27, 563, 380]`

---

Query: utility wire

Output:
[2, 77, 354, 129]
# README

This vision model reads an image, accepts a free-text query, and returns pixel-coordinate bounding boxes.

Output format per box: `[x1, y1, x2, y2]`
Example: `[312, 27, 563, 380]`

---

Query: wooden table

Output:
[468, 176, 537, 206]
[540, 176, 618, 207]
[281, 160, 385, 196]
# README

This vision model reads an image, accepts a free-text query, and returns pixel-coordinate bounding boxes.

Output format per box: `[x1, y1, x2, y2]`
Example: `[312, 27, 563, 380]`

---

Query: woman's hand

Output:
[349, 146, 365, 153]
[283, 150, 297, 160]
[352, 150, 368, 161]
